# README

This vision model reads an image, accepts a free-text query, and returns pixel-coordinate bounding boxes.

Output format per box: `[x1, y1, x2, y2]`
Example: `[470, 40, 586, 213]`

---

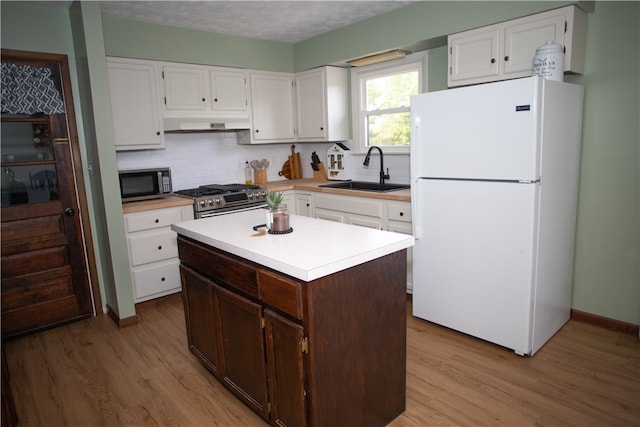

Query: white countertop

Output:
[171, 209, 415, 282]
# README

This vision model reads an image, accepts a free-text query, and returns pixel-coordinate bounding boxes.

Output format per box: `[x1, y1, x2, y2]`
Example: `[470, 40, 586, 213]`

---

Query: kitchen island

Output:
[171, 209, 414, 427]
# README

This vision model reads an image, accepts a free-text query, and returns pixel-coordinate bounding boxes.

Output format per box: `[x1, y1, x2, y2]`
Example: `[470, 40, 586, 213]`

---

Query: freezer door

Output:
[412, 178, 538, 354]
[410, 77, 542, 182]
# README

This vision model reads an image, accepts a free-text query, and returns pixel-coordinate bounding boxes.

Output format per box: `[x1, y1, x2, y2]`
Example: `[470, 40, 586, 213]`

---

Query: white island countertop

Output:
[171, 209, 415, 282]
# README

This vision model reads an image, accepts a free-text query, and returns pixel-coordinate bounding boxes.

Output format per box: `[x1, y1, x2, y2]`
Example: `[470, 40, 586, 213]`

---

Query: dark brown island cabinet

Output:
[177, 235, 407, 427]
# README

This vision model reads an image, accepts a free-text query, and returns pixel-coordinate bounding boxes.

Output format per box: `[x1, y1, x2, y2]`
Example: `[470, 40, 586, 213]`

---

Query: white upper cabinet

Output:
[249, 71, 296, 143]
[107, 57, 164, 151]
[162, 64, 207, 111]
[242, 67, 349, 144]
[295, 67, 349, 142]
[160, 63, 250, 116]
[448, 6, 587, 87]
[210, 69, 249, 112]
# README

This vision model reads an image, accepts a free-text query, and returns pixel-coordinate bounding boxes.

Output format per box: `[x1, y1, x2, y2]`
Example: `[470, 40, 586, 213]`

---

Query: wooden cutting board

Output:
[289, 145, 298, 179]
[278, 158, 292, 179]
[279, 145, 303, 180]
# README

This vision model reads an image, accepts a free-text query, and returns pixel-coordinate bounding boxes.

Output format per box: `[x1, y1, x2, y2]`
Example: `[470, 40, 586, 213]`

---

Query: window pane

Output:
[1, 164, 58, 207]
[366, 71, 418, 111]
[367, 112, 411, 146]
[1, 121, 54, 162]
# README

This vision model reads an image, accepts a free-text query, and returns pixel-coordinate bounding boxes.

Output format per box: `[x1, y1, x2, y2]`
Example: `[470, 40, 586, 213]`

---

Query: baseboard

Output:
[570, 309, 639, 336]
[106, 304, 139, 328]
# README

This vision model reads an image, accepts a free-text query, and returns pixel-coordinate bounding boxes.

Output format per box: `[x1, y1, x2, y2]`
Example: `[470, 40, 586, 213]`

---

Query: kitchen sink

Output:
[319, 181, 410, 193]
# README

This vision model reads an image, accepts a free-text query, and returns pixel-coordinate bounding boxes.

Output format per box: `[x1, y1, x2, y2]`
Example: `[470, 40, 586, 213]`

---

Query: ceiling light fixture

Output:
[347, 50, 409, 67]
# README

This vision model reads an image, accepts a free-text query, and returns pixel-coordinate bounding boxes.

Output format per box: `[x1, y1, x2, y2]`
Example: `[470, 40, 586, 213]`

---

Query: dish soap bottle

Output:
[244, 161, 253, 185]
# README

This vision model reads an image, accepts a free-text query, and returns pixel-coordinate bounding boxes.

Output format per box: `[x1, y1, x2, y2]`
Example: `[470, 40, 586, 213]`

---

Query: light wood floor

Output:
[4, 295, 639, 426]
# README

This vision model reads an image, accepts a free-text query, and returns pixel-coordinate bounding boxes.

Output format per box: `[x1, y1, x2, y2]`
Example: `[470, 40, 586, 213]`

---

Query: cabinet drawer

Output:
[178, 237, 259, 299]
[387, 203, 412, 223]
[128, 230, 178, 265]
[125, 207, 184, 232]
[132, 259, 181, 302]
[314, 194, 383, 218]
[258, 270, 302, 320]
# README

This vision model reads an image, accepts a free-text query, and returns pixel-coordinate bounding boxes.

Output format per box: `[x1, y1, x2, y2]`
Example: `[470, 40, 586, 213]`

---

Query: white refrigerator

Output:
[410, 76, 584, 355]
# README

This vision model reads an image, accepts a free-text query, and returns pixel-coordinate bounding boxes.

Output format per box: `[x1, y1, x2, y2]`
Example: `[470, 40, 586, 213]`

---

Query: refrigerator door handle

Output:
[411, 178, 422, 240]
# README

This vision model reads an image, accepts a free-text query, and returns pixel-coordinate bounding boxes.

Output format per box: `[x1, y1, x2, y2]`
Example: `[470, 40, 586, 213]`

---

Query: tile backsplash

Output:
[116, 132, 410, 190]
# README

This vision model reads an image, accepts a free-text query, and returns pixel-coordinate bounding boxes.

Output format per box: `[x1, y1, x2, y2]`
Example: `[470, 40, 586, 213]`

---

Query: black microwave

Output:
[119, 168, 172, 202]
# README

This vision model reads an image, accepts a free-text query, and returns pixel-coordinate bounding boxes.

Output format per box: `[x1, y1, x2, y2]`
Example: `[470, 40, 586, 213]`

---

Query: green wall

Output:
[2, 1, 638, 326]
[102, 16, 294, 72]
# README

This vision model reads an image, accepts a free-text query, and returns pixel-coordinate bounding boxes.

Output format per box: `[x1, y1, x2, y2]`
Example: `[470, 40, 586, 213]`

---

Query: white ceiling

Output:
[35, 1, 415, 44]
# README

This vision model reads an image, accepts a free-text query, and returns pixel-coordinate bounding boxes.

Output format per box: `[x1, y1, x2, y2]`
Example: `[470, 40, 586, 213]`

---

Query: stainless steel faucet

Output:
[363, 145, 390, 184]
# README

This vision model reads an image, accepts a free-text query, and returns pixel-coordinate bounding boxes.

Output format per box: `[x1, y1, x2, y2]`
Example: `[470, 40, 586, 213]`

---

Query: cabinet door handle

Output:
[202, 98, 206, 102]
[491, 58, 496, 64]
[255, 129, 259, 133]
[504, 56, 509, 61]
[214, 98, 218, 102]
[157, 245, 162, 250]
[399, 212, 404, 217]
[155, 219, 159, 223]
[161, 277, 166, 282]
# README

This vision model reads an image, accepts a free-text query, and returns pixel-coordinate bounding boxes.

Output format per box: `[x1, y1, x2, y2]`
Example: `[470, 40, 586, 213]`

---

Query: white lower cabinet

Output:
[313, 193, 413, 292]
[294, 192, 313, 217]
[387, 202, 414, 294]
[124, 204, 194, 302]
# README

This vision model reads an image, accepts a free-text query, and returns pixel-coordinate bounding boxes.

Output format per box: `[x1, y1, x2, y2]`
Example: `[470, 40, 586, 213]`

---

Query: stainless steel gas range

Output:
[174, 183, 268, 218]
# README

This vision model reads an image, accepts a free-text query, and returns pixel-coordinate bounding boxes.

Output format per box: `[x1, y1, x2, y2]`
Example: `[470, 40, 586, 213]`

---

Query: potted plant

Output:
[265, 191, 290, 233]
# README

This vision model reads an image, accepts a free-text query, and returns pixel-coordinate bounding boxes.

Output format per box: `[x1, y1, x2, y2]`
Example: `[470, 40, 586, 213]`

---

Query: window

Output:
[351, 52, 426, 154]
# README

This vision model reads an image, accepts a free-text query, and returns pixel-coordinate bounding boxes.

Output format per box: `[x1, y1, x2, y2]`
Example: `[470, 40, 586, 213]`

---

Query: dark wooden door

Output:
[215, 285, 269, 421]
[265, 308, 307, 427]
[1, 51, 95, 338]
[180, 265, 223, 376]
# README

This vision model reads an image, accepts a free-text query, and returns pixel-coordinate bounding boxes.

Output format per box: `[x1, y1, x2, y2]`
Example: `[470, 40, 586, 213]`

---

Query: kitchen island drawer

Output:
[258, 270, 303, 320]
[125, 206, 184, 232]
[132, 259, 181, 302]
[177, 237, 259, 299]
[128, 229, 179, 266]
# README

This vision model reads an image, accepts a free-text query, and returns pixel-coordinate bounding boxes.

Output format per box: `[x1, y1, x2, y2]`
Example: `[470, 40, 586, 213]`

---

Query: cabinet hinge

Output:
[449, 66, 452, 75]
[450, 46, 452, 55]
[261, 317, 266, 329]
[267, 402, 271, 413]
[564, 20, 567, 33]
[162, 70, 164, 79]
[164, 96, 167, 105]
[301, 337, 308, 354]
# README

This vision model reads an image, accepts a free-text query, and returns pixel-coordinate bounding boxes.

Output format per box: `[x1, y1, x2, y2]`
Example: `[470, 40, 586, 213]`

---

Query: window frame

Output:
[350, 51, 427, 155]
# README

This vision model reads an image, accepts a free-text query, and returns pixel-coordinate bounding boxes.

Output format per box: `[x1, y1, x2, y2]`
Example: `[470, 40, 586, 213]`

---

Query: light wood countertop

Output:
[122, 179, 411, 213]
[121, 195, 194, 214]
[266, 178, 411, 202]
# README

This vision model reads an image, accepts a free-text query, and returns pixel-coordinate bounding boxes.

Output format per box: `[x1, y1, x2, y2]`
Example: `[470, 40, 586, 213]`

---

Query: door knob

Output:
[65, 207, 75, 217]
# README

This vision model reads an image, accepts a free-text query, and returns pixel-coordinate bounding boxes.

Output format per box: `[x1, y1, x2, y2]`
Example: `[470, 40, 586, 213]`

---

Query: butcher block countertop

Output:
[122, 179, 411, 213]
[171, 209, 414, 282]
[121, 195, 193, 214]
[266, 178, 411, 201]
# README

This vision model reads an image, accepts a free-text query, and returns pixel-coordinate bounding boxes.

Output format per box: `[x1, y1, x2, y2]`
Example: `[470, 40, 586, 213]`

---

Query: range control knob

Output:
[199, 200, 207, 208]
[214, 198, 222, 205]
[207, 199, 213, 206]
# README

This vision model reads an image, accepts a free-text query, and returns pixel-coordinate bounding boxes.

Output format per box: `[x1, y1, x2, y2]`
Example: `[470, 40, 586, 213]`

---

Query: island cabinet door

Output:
[180, 266, 223, 377]
[264, 308, 307, 427]
[215, 285, 269, 421]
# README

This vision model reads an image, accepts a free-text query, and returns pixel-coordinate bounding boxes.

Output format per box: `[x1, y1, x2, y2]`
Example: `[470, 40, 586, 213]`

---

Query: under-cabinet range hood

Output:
[163, 116, 251, 133]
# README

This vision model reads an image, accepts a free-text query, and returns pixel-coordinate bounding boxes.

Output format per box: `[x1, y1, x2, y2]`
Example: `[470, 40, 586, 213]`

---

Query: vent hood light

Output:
[163, 116, 251, 132]
[347, 50, 409, 67]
